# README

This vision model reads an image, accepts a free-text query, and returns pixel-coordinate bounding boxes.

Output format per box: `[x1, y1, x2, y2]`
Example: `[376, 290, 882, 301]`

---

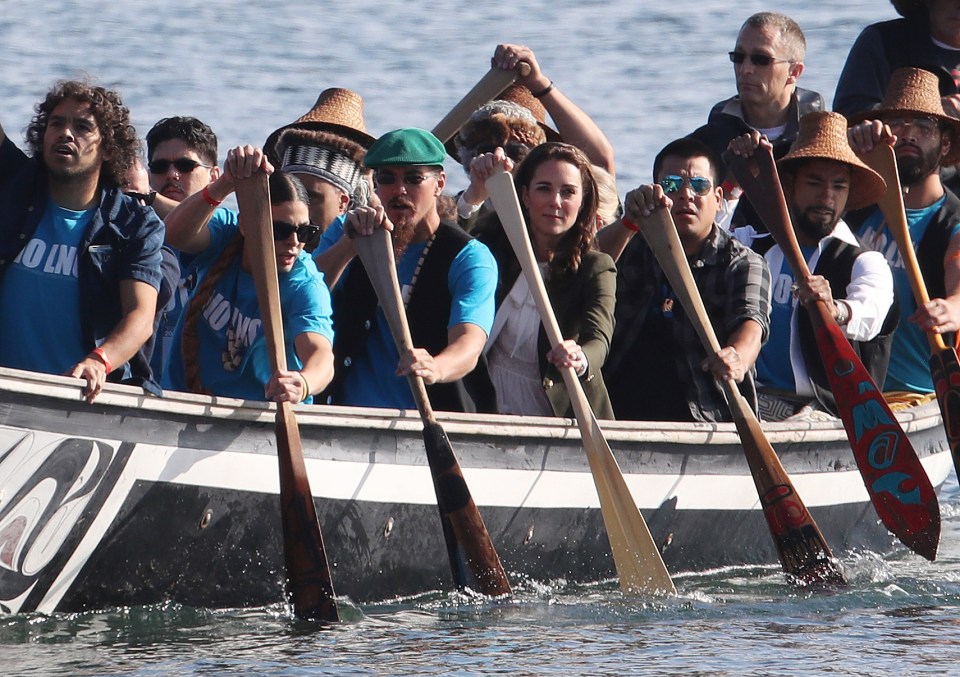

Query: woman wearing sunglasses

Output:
[162, 145, 334, 403]
[473, 142, 616, 418]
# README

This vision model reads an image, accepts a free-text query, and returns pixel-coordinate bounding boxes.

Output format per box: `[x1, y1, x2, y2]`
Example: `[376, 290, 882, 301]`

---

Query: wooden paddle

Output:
[351, 228, 511, 597]
[432, 63, 531, 143]
[485, 170, 676, 596]
[638, 207, 845, 585]
[862, 144, 960, 480]
[236, 173, 339, 622]
[726, 145, 941, 561]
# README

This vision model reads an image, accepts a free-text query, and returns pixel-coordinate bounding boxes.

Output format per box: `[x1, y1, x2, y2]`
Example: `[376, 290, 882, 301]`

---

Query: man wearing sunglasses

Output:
[603, 138, 771, 423]
[688, 12, 822, 253]
[0, 81, 164, 403]
[144, 116, 235, 381]
[848, 67, 960, 395]
[325, 128, 498, 413]
[729, 113, 895, 420]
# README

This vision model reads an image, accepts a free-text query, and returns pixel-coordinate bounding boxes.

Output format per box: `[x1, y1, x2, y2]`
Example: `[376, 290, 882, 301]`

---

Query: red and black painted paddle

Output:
[864, 144, 960, 481]
[726, 145, 941, 561]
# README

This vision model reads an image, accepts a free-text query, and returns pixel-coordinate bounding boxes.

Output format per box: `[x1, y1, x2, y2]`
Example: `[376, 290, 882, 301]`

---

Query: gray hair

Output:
[741, 12, 806, 63]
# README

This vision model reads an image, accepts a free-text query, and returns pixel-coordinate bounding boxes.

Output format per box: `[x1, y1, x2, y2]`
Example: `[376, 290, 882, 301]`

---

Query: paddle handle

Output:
[351, 229, 436, 423]
[432, 63, 531, 143]
[863, 145, 947, 352]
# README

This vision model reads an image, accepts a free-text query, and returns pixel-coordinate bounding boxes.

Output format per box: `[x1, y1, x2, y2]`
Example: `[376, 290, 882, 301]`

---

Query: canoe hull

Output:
[0, 368, 952, 613]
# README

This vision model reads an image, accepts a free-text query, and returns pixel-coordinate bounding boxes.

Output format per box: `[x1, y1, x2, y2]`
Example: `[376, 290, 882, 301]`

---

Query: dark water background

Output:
[6, 1, 960, 674]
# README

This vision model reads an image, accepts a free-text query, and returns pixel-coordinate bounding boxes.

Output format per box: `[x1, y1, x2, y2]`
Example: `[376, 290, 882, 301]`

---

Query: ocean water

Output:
[6, 1, 960, 675]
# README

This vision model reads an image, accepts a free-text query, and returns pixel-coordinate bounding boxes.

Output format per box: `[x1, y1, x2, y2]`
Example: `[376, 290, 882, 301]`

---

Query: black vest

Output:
[326, 222, 496, 413]
[799, 239, 899, 413]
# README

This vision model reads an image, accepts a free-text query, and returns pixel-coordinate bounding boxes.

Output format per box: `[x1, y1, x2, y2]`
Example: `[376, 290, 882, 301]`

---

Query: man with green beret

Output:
[323, 128, 499, 412]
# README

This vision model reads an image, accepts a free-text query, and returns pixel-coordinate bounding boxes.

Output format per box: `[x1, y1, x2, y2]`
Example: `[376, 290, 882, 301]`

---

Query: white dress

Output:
[484, 267, 553, 416]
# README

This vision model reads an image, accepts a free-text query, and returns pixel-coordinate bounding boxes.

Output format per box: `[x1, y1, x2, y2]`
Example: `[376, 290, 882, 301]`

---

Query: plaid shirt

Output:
[606, 224, 771, 422]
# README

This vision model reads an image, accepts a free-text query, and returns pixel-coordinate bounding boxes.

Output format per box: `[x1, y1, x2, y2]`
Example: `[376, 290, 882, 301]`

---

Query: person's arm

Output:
[264, 333, 335, 403]
[397, 323, 488, 384]
[840, 251, 895, 341]
[69, 279, 158, 402]
[314, 236, 357, 289]
[913, 230, 960, 333]
[598, 184, 672, 262]
[703, 318, 764, 383]
[164, 145, 271, 254]
[493, 43, 615, 174]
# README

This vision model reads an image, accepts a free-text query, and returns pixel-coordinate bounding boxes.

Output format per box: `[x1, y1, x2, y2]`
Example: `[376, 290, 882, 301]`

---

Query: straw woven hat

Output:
[779, 111, 886, 211]
[850, 67, 960, 165]
[264, 88, 375, 160]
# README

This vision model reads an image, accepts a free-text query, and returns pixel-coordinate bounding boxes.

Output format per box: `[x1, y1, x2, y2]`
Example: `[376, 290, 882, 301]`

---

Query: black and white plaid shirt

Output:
[606, 224, 772, 422]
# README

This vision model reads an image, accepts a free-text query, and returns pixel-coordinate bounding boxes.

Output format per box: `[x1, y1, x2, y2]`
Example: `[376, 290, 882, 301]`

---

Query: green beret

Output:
[364, 128, 446, 168]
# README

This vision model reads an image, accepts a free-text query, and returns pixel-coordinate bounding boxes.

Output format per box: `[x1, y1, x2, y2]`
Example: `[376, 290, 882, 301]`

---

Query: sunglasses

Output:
[147, 157, 211, 174]
[374, 171, 438, 186]
[476, 142, 531, 162]
[273, 220, 321, 242]
[124, 190, 156, 206]
[886, 115, 941, 138]
[728, 51, 790, 67]
[658, 175, 714, 196]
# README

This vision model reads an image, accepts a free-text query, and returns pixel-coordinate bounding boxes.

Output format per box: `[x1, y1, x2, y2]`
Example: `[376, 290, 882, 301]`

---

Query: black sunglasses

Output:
[124, 190, 156, 206]
[273, 220, 320, 242]
[728, 51, 790, 67]
[476, 142, 531, 162]
[147, 157, 211, 174]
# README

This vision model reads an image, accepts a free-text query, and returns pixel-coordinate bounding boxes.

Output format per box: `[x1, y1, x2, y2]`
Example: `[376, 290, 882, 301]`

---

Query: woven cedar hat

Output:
[850, 67, 960, 164]
[778, 111, 886, 211]
[445, 83, 561, 159]
[264, 88, 375, 161]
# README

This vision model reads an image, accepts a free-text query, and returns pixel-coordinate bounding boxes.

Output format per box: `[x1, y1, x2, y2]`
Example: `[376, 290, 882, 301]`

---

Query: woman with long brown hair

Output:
[473, 142, 616, 418]
[163, 146, 334, 403]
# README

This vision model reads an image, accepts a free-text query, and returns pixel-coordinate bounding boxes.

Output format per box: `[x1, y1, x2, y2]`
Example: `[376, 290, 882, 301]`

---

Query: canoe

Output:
[0, 365, 952, 614]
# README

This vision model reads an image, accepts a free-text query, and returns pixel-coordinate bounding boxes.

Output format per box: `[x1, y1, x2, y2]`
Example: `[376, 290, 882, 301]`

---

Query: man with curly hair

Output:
[0, 80, 164, 402]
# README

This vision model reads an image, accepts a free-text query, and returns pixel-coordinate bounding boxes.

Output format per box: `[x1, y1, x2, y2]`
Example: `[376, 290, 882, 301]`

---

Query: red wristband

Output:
[90, 347, 113, 374]
[202, 185, 222, 207]
[621, 216, 640, 233]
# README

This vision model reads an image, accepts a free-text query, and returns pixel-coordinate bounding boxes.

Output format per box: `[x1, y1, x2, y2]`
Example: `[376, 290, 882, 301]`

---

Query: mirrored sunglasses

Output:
[273, 220, 320, 242]
[728, 51, 789, 67]
[658, 175, 714, 196]
[374, 171, 438, 186]
[147, 158, 211, 174]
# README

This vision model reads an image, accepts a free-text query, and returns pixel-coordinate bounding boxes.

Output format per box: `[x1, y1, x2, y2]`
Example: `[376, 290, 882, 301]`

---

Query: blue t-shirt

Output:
[153, 207, 238, 379]
[856, 196, 960, 393]
[313, 213, 346, 257]
[0, 198, 91, 374]
[337, 237, 498, 409]
[756, 253, 802, 391]
[164, 216, 334, 401]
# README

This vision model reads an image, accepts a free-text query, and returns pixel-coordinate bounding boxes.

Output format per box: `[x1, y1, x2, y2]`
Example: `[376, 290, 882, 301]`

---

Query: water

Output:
[4, 1, 960, 674]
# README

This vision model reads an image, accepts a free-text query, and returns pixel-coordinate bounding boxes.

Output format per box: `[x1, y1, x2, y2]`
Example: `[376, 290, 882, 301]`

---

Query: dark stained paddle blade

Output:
[276, 403, 339, 621]
[237, 174, 340, 622]
[930, 347, 960, 478]
[639, 207, 844, 586]
[726, 146, 941, 561]
[423, 422, 512, 595]
[352, 230, 512, 597]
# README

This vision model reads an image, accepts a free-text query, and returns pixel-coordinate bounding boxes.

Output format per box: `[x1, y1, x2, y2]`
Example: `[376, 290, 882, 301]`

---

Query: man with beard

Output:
[0, 80, 164, 402]
[144, 116, 233, 380]
[848, 67, 960, 394]
[729, 112, 894, 420]
[324, 128, 498, 412]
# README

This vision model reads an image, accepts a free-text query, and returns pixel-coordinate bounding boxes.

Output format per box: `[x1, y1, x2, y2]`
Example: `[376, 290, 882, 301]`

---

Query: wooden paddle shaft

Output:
[486, 170, 676, 596]
[432, 63, 531, 143]
[863, 144, 948, 352]
[236, 172, 339, 622]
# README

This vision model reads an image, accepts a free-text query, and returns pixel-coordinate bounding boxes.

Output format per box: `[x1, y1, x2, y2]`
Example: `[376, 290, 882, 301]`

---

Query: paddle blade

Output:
[815, 319, 940, 560]
[276, 404, 340, 622]
[423, 422, 512, 596]
[930, 346, 960, 478]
